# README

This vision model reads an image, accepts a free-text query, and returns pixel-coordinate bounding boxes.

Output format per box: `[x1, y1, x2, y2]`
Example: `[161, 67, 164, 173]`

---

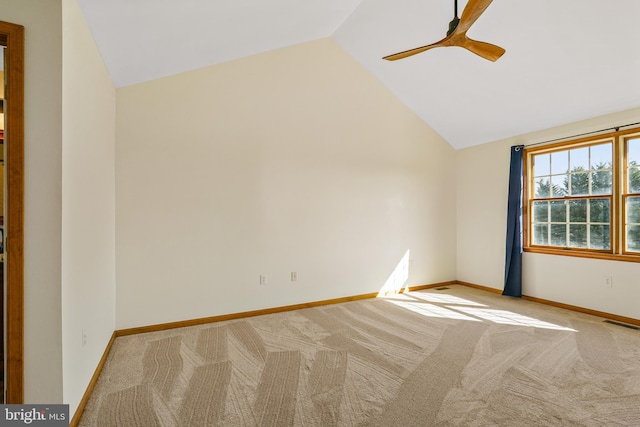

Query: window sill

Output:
[524, 247, 640, 263]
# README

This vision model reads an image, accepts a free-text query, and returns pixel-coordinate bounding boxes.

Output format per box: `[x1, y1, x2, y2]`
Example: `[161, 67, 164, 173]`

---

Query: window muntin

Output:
[529, 142, 613, 251]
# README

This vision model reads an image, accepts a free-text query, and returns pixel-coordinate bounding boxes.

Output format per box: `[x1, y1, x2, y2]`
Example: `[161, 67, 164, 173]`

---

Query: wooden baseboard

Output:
[454, 280, 640, 327]
[405, 280, 458, 292]
[116, 281, 460, 337]
[70, 331, 117, 427]
[520, 295, 640, 327]
[454, 281, 503, 294]
[116, 292, 380, 337]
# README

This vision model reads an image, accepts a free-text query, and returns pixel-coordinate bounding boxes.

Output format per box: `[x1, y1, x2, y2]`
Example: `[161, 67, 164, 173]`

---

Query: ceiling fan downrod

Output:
[447, 0, 460, 36]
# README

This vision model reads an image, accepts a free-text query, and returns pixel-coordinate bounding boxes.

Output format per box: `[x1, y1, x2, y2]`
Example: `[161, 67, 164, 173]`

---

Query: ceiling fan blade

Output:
[456, 0, 495, 34]
[459, 37, 505, 61]
[383, 38, 450, 61]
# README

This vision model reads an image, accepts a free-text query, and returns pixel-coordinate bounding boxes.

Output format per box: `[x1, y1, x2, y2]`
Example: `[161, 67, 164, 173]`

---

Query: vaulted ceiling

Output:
[77, 0, 640, 149]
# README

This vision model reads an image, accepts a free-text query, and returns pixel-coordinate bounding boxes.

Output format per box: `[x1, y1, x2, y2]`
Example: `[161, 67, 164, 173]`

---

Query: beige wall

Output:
[0, 0, 64, 403]
[115, 38, 457, 329]
[457, 106, 640, 319]
[62, 0, 116, 414]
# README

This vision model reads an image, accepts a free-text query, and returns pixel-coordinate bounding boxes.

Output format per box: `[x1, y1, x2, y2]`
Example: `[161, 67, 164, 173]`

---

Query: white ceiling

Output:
[77, 0, 640, 149]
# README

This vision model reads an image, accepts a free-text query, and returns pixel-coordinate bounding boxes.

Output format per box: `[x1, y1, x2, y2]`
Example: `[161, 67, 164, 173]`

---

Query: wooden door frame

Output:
[0, 20, 25, 404]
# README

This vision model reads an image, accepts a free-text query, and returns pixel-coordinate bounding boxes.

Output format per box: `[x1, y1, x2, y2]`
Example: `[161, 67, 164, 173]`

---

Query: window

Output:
[524, 128, 640, 261]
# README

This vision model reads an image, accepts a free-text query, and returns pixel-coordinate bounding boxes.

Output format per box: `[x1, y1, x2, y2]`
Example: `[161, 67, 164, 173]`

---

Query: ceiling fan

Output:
[383, 0, 505, 62]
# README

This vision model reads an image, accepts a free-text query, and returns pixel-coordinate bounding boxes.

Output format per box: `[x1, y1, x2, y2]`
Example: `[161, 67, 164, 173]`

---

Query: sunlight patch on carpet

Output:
[387, 299, 481, 321]
[384, 292, 576, 331]
[409, 292, 487, 307]
[453, 307, 577, 331]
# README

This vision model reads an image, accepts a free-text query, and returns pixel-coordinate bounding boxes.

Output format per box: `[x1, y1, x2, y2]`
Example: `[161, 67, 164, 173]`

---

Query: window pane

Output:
[591, 143, 612, 169]
[593, 160, 611, 171]
[534, 153, 550, 177]
[590, 199, 610, 223]
[628, 197, 640, 224]
[627, 225, 640, 252]
[570, 147, 588, 171]
[533, 201, 548, 222]
[629, 167, 640, 194]
[551, 151, 568, 175]
[550, 201, 566, 222]
[569, 200, 587, 222]
[590, 225, 610, 250]
[569, 225, 587, 248]
[535, 177, 551, 198]
[551, 175, 568, 197]
[592, 170, 612, 195]
[570, 172, 589, 196]
[628, 138, 640, 164]
[533, 224, 548, 245]
[550, 224, 566, 246]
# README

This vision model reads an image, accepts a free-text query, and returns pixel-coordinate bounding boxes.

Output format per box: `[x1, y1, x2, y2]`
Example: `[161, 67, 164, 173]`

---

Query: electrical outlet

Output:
[603, 276, 613, 288]
[291, 272, 297, 282]
[82, 329, 87, 347]
[260, 274, 268, 285]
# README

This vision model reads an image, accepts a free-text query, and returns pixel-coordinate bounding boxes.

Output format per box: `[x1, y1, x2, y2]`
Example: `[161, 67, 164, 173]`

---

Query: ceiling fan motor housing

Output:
[447, 17, 460, 36]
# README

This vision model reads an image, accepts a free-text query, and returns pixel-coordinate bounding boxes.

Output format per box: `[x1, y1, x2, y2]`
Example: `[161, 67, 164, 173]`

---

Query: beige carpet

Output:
[79, 285, 640, 426]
